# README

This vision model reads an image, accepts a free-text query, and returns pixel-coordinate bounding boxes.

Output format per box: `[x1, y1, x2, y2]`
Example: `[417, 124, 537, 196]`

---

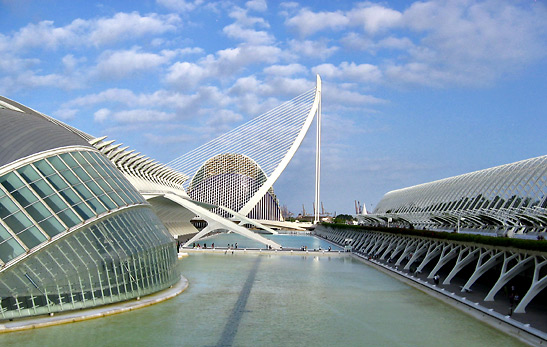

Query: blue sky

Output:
[1, 0, 546, 216]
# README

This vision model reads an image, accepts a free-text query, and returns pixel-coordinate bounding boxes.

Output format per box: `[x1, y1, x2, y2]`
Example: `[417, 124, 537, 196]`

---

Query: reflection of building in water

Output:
[0, 96, 179, 320]
[359, 156, 547, 236]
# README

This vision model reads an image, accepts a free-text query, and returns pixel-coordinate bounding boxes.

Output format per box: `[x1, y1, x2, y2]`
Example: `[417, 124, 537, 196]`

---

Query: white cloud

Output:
[156, 0, 204, 12]
[89, 12, 180, 46]
[246, 0, 267, 12]
[285, 9, 349, 37]
[288, 39, 338, 60]
[165, 61, 209, 88]
[347, 5, 402, 34]
[107, 109, 175, 123]
[94, 108, 111, 122]
[4, 12, 181, 51]
[53, 108, 78, 120]
[264, 64, 307, 76]
[312, 62, 382, 83]
[223, 24, 274, 45]
[95, 47, 173, 79]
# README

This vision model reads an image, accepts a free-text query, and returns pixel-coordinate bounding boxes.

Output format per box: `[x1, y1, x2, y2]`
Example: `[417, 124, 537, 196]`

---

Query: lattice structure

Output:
[168, 76, 322, 220]
[361, 156, 547, 234]
[189, 153, 280, 220]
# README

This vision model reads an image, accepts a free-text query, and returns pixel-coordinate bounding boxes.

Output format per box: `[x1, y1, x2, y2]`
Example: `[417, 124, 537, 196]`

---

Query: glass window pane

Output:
[18, 165, 42, 184]
[72, 203, 95, 220]
[57, 209, 81, 227]
[73, 184, 93, 200]
[11, 187, 39, 208]
[0, 238, 25, 262]
[0, 172, 24, 193]
[60, 153, 79, 168]
[62, 170, 80, 186]
[0, 196, 19, 219]
[5, 211, 33, 233]
[97, 194, 116, 210]
[87, 198, 107, 214]
[25, 202, 52, 222]
[34, 160, 55, 177]
[47, 156, 68, 172]
[39, 217, 64, 237]
[43, 195, 68, 213]
[59, 188, 82, 206]
[17, 226, 47, 248]
[73, 167, 92, 182]
[46, 174, 69, 190]
[30, 179, 55, 197]
[0, 224, 12, 242]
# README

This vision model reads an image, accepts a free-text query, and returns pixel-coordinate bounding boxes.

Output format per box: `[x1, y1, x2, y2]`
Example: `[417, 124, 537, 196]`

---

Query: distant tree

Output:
[334, 214, 355, 224]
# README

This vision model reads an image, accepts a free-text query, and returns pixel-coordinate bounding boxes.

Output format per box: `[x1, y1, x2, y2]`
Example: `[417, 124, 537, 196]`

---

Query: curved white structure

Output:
[168, 75, 322, 219]
[360, 156, 547, 235]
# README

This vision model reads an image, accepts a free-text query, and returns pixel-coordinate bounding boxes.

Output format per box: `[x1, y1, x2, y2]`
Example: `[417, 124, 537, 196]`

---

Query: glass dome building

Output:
[0, 96, 179, 319]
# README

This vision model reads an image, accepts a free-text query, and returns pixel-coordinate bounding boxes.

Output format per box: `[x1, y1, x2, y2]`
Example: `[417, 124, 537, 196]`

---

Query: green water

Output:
[0, 253, 525, 346]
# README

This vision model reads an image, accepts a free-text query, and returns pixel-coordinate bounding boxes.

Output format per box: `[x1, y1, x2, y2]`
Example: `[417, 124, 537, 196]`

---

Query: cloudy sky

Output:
[1, 0, 546, 216]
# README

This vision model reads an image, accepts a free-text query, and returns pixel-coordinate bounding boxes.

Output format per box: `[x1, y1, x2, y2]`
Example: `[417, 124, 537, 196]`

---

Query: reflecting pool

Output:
[0, 251, 525, 346]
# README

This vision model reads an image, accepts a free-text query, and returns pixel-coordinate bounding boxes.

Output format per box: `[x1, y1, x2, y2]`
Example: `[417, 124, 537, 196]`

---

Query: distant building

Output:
[359, 156, 547, 236]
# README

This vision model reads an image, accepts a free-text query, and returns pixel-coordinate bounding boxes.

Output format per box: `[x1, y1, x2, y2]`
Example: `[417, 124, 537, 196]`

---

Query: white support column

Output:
[380, 237, 398, 260]
[443, 247, 480, 284]
[396, 240, 418, 267]
[404, 240, 429, 270]
[461, 249, 503, 292]
[485, 253, 534, 301]
[416, 242, 443, 273]
[314, 75, 322, 224]
[428, 244, 460, 279]
[515, 256, 547, 313]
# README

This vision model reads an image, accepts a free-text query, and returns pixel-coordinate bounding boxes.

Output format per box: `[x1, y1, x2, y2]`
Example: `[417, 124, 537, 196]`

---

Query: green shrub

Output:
[320, 223, 547, 252]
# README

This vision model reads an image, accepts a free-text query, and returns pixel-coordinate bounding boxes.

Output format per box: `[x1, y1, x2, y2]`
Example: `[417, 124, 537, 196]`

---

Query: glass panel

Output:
[0, 223, 12, 242]
[73, 184, 94, 200]
[18, 165, 42, 184]
[34, 160, 55, 177]
[0, 238, 25, 262]
[17, 226, 47, 248]
[73, 167, 92, 182]
[25, 201, 52, 223]
[38, 217, 65, 237]
[72, 203, 95, 220]
[29, 179, 55, 198]
[47, 156, 69, 172]
[57, 209, 81, 228]
[87, 198, 107, 214]
[0, 172, 25, 193]
[59, 188, 82, 206]
[11, 187, 39, 208]
[0, 196, 19, 219]
[62, 170, 80, 186]
[46, 174, 69, 190]
[4, 211, 33, 233]
[43, 194, 68, 213]
[60, 153, 79, 168]
[97, 194, 116, 210]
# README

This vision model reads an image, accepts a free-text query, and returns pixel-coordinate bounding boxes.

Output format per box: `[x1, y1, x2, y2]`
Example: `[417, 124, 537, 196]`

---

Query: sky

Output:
[0, 0, 546, 216]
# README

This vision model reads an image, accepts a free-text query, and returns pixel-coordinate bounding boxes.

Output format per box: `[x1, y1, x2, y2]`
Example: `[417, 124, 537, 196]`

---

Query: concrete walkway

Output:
[0, 275, 188, 334]
[182, 247, 349, 257]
